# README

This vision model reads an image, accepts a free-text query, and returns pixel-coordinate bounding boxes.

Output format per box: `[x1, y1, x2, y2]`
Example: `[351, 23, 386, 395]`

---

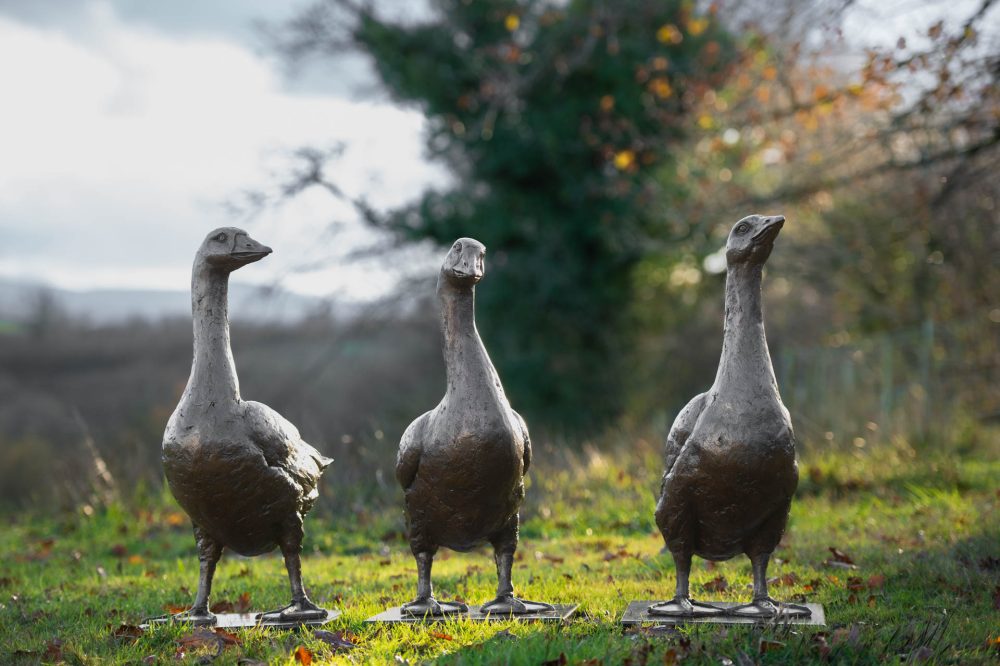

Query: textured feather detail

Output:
[396, 412, 427, 490]
[660, 392, 708, 497]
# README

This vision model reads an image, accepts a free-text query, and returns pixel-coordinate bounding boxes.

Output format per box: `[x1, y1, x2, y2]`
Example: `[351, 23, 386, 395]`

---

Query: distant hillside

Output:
[0, 278, 329, 324]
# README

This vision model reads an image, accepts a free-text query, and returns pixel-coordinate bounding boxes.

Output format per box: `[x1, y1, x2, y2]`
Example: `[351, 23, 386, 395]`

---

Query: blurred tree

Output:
[274, 0, 736, 432]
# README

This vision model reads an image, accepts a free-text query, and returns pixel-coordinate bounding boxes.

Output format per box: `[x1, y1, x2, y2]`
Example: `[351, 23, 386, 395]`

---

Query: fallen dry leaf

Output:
[112, 624, 144, 640]
[314, 629, 357, 651]
[294, 645, 313, 665]
[430, 631, 453, 641]
[769, 572, 799, 587]
[759, 638, 785, 654]
[703, 575, 729, 593]
[214, 628, 241, 646]
[44, 638, 63, 662]
[164, 603, 189, 614]
[828, 546, 855, 564]
[175, 629, 225, 661]
[846, 576, 866, 591]
[541, 653, 567, 666]
[867, 574, 885, 589]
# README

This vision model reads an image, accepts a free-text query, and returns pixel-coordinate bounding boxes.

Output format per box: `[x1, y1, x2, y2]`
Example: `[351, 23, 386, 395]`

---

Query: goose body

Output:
[652, 214, 810, 619]
[161, 227, 331, 625]
[395, 238, 549, 616]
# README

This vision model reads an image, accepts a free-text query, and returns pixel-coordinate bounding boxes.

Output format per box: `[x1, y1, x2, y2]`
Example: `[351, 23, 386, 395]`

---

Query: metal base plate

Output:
[142, 609, 341, 630]
[366, 603, 578, 624]
[621, 601, 825, 626]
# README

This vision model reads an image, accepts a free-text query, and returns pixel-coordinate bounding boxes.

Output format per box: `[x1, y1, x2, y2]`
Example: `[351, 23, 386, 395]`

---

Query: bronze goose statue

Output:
[652, 214, 810, 619]
[395, 238, 552, 616]
[162, 227, 332, 626]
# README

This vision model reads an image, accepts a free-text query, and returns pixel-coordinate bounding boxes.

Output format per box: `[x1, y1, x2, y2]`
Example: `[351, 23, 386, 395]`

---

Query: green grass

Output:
[0, 438, 997, 665]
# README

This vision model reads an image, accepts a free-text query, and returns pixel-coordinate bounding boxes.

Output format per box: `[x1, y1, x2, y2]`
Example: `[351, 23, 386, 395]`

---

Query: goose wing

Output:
[659, 392, 708, 497]
[513, 409, 532, 474]
[244, 400, 331, 512]
[395, 411, 428, 491]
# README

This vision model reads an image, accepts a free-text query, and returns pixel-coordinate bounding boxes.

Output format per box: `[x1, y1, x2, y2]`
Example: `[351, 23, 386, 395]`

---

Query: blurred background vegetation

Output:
[0, 0, 997, 509]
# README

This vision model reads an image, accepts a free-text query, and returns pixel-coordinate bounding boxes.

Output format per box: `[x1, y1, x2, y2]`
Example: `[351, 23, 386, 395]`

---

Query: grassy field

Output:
[0, 437, 997, 665]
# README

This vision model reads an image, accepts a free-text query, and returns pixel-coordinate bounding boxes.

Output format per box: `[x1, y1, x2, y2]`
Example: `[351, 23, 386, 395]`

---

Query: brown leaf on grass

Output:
[541, 653, 567, 666]
[867, 594, 877, 608]
[543, 553, 565, 564]
[702, 575, 728, 593]
[759, 638, 785, 654]
[314, 630, 357, 651]
[210, 599, 235, 613]
[214, 628, 241, 646]
[112, 624, 144, 640]
[44, 638, 63, 662]
[663, 648, 679, 664]
[379, 559, 392, 566]
[827, 547, 855, 565]
[175, 629, 225, 660]
[867, 574, 885, 589]
[847, 593, 858, 604]
[430, 631, 453, 641]
[164, 603, 188, 614]
[294, 646, 313, 665]
[235, 591, 251, 613]
[846, 576, 865, 591]
[768, 572, 799, 587]
[110, 544, 128, 558]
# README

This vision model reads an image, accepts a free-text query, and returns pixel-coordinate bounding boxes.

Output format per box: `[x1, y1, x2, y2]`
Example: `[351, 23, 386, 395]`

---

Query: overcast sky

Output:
[0, 0, 985, 303]
[0, 0, 444, 301]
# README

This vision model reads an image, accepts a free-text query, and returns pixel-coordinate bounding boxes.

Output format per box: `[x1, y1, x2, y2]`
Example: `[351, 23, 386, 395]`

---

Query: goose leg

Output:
[172, 525, 221, 626]
[481, 521, 554, 615]
[401, 548, 467, 616]
[648, 550, 724, 618]
[258, 520, 327, 622]
[728, 552, 811, 619]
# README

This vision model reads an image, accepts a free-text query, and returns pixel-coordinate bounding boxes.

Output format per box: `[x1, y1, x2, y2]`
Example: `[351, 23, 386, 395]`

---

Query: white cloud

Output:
[0, 1, 444, 301]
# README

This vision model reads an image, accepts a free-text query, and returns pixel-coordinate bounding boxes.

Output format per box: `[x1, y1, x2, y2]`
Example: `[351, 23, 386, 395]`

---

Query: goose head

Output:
[725, 214, 785, 266]
[440, 237, 486, 287]
[197, 227, 272, 272]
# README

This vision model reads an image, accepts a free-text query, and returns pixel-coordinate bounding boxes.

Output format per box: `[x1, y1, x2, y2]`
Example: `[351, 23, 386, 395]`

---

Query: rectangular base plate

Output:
[366, 603, 578, 624]
[142, 609, 341, 630]
[621, 601, 825, 626]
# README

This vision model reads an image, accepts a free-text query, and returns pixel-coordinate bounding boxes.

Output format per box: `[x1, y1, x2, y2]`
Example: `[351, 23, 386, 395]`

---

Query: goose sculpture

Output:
[652, 214, 810, 619]
[395, 238, 552, 616]
[162, 227, 332, 626]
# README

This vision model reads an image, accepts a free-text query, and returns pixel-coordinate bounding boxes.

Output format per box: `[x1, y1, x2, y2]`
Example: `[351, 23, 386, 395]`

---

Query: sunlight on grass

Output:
[0, 438, 997, 664]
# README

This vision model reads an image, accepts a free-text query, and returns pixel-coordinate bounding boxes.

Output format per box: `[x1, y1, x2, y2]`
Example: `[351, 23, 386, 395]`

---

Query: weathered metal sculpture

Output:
[162, 227, 332, 626]
[652, 214, 811, 619]
[395, 238, 552, 616]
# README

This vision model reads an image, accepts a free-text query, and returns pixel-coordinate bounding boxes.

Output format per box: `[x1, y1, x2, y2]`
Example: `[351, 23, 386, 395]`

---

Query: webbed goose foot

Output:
[257, 598, 328, 623]
[647, 596, 724, 618]
[169, 606, 217, 626]
[480, 595, 555, 615]
[728, 596, 811, 619]
[401, 596, 468, 616]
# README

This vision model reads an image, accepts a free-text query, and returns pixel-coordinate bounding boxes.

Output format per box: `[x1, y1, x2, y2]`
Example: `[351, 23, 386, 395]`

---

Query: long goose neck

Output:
[184, 262, 241, 405]
[437, 277, 505, 403]
[713, 263, 778, 394]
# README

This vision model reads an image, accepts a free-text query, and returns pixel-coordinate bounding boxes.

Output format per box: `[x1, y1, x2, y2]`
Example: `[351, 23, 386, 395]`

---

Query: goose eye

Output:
[214, 233, 228, 243]
[735, 223, 750, 234]
[454, 242, 463, 253]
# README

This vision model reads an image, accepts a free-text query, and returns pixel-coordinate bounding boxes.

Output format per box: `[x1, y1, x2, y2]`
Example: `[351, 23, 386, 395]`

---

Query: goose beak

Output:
[231, 237, 273, 264]
[753, 215, 785, 243]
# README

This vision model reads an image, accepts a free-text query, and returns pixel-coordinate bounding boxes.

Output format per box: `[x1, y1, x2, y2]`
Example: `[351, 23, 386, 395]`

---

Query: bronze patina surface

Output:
[652, 215, 812, 620]
[161, 227, 333, 626]
[393, 238, 555, 617]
